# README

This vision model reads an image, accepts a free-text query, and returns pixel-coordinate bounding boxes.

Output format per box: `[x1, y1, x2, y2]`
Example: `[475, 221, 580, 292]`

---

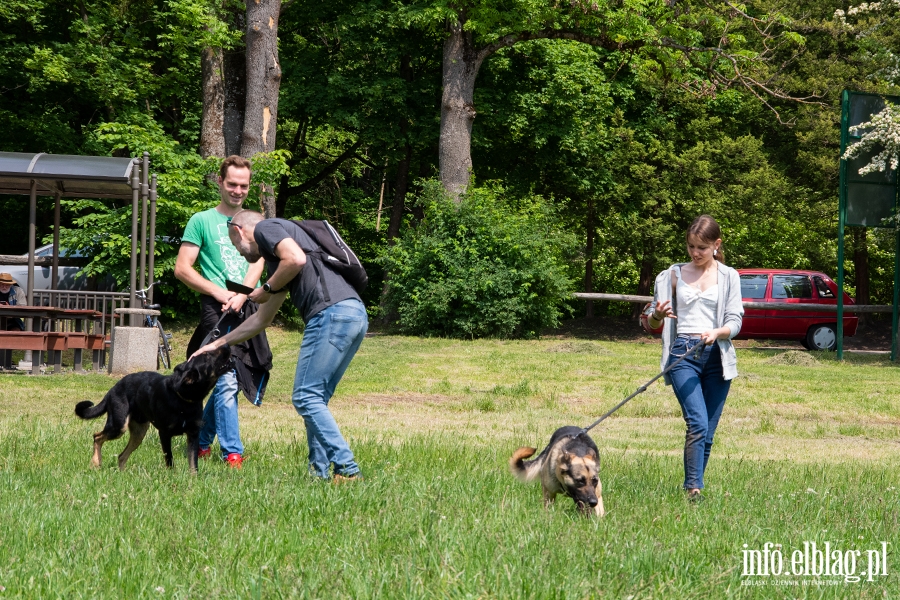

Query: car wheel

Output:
[806, 324, 837, 351]
[799, 339, 811, 350]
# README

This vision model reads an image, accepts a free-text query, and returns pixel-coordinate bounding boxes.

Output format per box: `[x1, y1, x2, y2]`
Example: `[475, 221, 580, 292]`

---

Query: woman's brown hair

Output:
[686, 215, 724, 263]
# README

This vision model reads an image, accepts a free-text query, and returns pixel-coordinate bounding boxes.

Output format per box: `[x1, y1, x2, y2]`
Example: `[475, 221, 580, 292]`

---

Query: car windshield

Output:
[21, 245, 83, 259]
[740, 274, 768, 299]
[772, 275, 813, 299]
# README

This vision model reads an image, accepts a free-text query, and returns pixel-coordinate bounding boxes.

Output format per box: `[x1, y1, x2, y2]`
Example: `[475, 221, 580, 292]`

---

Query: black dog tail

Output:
[509, 447, 543, 482]
[74, 398, 108, 420]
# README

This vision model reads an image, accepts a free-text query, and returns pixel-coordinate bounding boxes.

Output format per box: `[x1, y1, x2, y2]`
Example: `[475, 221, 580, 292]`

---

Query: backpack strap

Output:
[309, 254, 331, 304]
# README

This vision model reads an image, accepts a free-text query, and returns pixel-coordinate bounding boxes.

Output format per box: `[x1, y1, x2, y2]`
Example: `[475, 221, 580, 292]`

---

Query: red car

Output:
[737, 269, 857, 351]
[640, 269, 858, 351]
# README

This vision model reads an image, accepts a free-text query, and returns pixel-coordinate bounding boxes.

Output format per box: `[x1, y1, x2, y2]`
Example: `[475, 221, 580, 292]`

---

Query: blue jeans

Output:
[667, 337, 731, 490]
[199, 369, 243, 458]
[293, 299, 367, 478]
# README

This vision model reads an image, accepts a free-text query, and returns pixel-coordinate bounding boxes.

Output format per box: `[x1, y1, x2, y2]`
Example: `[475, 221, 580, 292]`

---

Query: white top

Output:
[675, 273, 718, 334]
[653, 263, 744, 382]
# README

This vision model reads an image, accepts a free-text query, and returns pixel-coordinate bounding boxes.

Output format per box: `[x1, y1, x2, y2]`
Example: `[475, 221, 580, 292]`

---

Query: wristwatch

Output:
[262, 282, 279, 293]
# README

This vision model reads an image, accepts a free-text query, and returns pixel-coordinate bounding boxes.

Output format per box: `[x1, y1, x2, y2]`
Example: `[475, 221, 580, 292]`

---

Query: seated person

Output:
[0, 272, 26, 330]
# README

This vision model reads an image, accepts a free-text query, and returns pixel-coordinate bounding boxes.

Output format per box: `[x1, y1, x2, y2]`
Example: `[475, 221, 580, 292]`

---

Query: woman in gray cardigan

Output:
[647, 216, 743, 502]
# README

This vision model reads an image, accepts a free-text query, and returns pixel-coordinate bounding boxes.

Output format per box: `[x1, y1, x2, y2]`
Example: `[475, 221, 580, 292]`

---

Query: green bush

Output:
[382, 181, 576, 338]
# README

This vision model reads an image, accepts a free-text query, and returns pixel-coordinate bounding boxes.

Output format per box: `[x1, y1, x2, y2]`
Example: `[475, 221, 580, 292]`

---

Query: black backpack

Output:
[291, 220, 368, 301]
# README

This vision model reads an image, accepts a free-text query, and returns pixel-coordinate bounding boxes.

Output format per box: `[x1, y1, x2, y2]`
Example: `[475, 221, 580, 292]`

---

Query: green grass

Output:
[0, 329, 898, 598]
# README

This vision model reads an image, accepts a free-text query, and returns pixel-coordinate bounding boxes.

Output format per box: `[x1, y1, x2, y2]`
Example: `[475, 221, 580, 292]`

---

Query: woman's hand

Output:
[652, 300, 676, 322]
[699, 327, 727, 345]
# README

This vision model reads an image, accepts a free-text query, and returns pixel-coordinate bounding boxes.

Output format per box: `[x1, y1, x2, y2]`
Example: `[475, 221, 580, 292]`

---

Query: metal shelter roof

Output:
[0, 152, 136, 199]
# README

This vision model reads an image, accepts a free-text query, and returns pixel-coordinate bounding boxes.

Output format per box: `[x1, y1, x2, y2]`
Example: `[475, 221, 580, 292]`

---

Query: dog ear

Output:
[178, 366, 201, 386]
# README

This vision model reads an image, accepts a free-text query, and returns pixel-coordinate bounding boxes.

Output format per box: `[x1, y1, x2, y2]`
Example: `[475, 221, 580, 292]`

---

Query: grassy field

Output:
[0, 326, 898, 598]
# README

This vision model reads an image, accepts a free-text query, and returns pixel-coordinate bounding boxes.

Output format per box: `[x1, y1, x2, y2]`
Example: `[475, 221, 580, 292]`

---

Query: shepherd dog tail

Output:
[75, 398, 108, 420]
[509, 447, 543, 482]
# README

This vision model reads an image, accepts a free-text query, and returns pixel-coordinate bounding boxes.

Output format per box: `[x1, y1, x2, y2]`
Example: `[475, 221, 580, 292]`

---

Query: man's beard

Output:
[241, 250, 261, 263]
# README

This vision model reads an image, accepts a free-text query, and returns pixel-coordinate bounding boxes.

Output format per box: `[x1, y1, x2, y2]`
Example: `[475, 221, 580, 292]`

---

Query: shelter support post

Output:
[27, 180, 36, 307]
[129, 158, 140, 325]
[148, 174, 158, 304]
[25, 179, 36, 353]
[139, 152, 149, 294]
[51, 190, 61, 307]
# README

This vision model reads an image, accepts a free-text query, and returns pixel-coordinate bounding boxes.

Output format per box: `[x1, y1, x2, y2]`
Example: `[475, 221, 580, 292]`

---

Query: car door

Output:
[738, 273, 769, 337]
[768, 274, 815, 337]
[813, 275, 859, 336]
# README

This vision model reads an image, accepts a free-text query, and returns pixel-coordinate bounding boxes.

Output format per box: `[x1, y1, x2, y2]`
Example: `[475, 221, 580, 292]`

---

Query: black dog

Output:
[75, 346, 232, 472]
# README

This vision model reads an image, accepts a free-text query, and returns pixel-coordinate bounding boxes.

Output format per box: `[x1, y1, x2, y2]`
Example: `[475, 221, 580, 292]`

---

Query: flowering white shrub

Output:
[842, 103, 900, 175]
[834, 0, 900, 22]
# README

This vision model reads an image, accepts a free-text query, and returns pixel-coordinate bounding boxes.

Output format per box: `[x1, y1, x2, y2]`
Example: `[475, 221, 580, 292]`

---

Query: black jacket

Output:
[186, 295, 273, 406]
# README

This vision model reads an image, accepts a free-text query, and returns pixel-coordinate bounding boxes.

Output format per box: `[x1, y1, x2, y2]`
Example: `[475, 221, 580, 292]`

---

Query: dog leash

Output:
[580, 341, 705, 435]
[199, 308, 236, 348]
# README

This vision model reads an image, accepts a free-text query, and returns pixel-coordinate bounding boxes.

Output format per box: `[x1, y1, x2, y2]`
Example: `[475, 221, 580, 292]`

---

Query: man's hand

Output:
[249, 287, 269, 304]
[190, 340, 224, 360]
[223, 293, 248, 312]
[210, 287, 235, 306]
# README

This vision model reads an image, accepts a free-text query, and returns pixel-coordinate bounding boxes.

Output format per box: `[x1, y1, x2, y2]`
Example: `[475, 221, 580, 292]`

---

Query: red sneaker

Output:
[225, 453, 243, 469]
[198, 448, 212, 459]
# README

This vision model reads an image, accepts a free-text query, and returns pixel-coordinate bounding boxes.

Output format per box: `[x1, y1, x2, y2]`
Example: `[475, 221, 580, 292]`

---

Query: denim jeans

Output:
[199, 369, 243, 458]
[293, 299, 367, 478]
[667, 336, 731, 490]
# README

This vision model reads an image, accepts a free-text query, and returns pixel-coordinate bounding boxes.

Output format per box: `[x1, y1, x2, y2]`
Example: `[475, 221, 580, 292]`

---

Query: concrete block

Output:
[110, 327, 158, 375]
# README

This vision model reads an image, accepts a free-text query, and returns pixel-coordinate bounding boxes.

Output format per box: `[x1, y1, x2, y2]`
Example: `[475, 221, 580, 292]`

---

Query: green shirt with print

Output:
[182, 207, 255, 289]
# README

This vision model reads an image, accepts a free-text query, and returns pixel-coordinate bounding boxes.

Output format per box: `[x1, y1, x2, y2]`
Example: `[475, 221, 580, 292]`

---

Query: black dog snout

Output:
[588, 498, 598, 507]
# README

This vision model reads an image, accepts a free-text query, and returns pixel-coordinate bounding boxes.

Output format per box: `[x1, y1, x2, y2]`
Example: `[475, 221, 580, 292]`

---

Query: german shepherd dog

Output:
[74, 346, 233, 473]
[509, 425, 605, 516]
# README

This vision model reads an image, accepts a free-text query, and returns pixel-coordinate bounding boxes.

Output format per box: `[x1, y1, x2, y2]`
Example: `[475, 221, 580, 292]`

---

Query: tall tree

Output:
[410, 0, 808, 199]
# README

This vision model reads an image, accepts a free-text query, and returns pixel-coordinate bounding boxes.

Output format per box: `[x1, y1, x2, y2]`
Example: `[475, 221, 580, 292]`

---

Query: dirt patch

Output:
[544, 341, 611, 354]
[766, 351, 819, 366]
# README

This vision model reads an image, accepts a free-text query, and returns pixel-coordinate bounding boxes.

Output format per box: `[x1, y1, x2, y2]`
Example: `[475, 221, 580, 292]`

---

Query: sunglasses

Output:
[226, 219, 242, 230]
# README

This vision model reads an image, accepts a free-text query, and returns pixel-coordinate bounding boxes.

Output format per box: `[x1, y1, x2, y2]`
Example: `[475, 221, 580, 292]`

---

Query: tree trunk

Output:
[852, 227, 870, 328]
[241, 0, 281, 157]
[439, 17, 481, 201]
[223, 48, 246, 157]
[241, 0, 282, 218]
[584, 198, 594, 318]
[387, 142, 412, 243]
[200, 47, 226, 160]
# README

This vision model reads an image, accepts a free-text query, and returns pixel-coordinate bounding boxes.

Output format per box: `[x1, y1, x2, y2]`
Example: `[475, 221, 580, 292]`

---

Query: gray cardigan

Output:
[652, 262, 744, 383]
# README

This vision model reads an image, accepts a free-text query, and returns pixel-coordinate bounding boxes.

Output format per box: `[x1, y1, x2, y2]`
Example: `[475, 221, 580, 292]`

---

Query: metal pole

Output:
[129, 158, 140, 325]
[139, 153, 149, 294]
[27, 180, 36, 308]
[25, 178, 37, 365]
[148, 174, 157, 304]
[894, 228, 900, 361]
[837, 90, 850, 360]
[52, 190, 61, 307]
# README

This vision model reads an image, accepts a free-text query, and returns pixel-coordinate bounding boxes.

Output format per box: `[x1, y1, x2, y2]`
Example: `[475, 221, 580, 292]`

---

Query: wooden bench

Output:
[0, 331, 107, 374]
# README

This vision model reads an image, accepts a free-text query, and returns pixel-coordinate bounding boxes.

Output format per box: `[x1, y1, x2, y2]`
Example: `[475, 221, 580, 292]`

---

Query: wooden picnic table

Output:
[0, 305, 104, 374]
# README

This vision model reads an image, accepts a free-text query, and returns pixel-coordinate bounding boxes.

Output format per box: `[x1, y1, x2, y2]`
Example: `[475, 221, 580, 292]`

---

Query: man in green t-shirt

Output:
[174, 155, 264, 468]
